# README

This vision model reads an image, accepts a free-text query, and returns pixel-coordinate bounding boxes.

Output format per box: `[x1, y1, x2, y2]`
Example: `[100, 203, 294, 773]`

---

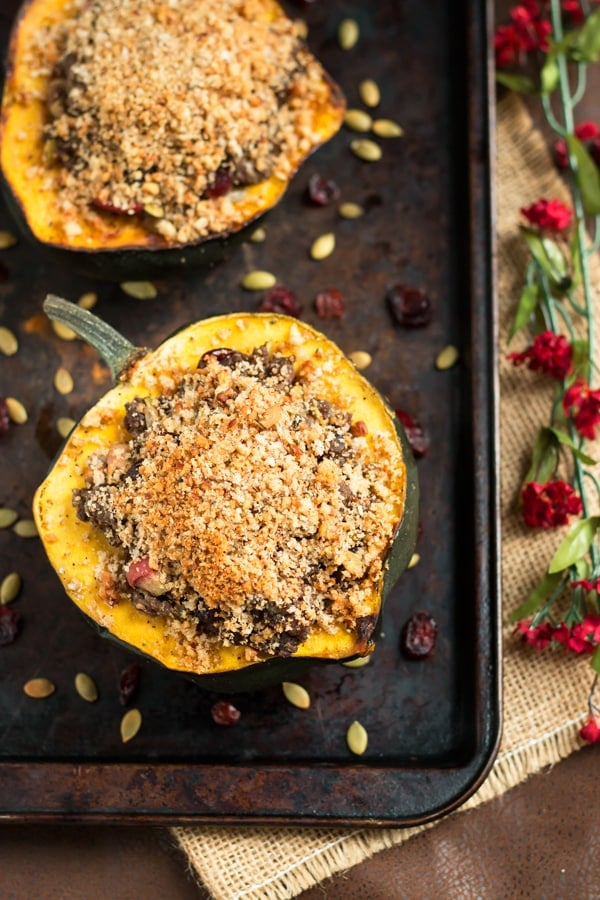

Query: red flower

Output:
[494, 2, 551, 68]
[555, 122, 600, 169]
[561, 0, 585, 23]
[515, 619, 554, 649]
[552, 622, 595, 654]
[521, 481, 583, 528]
[579, 613, 600, 644]
[579, 715, 600, 743]
[521, 198, 573, 231]
[563, 378, 600, 440]
[507, 331, 573, 380]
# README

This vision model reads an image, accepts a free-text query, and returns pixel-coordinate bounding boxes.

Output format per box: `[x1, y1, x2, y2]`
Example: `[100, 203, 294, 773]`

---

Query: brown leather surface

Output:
[1, 744, 598, 898]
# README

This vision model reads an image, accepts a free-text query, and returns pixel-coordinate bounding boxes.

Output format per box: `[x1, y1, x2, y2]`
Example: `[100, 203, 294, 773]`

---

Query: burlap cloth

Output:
[171, 93, 599, 899]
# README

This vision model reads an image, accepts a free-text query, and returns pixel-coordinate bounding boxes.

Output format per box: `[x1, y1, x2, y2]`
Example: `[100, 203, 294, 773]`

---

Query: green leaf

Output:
[570, 338, 590, 379]
[509, 283, 540, 341]
[524, 427, 559, 484]
[566, 135, 600, 215]
[509, 571, 564, 623]
[520, 228, 568, 288]
[495, 72, 538, 94]
[540, 57, 559, 94]
[548, 516, 600, 574]
[571, 7, 600, 62]
[591, 644, 600, 676]
[547, 426, 597, 466]
[541, 238, 568, 281]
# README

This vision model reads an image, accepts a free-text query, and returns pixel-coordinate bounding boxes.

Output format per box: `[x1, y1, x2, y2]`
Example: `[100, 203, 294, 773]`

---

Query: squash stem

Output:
[43, 294, 145, 382]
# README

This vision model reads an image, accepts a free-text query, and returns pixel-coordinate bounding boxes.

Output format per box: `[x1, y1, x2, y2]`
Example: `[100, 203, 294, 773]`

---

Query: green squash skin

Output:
[78, 415, 419, 694]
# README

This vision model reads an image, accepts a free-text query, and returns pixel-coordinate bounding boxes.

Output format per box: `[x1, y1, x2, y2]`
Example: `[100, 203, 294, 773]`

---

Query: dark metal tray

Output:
[0, 0, 500, 824]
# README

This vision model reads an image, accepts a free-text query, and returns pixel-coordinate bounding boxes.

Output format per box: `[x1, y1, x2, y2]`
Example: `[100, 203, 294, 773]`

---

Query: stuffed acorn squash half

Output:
[0, 0, 344, 279]
[34, 297, 419, 691]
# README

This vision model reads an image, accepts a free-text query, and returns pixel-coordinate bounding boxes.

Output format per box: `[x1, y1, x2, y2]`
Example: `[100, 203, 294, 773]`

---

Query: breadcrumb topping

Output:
[73, 347, 403, 663]
[26, 0, 333, 243]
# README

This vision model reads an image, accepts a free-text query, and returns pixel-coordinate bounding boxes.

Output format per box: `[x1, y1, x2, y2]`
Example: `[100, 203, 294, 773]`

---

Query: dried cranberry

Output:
[0, 606, 21, 646]
[387, 284, 432, 328]
[314, 288, 345, 319]
[0, 397, 10, 437]
[211, 699, 241, 726]
[306, 173, 340, 207]
[119, 662, 141, 705]
[401, 612, 438, 660]
[204, 167, 232, 199]
[258, 285, 303, 318]
[395, 409, 430, 458]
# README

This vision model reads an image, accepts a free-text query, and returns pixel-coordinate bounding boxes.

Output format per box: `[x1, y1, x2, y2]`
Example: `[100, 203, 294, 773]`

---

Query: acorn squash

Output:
[33, 297, 419, 691]
[0, 0, 345, 280]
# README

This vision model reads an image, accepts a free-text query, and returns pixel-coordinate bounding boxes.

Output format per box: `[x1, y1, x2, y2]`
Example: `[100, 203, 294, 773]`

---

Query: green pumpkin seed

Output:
[408, 552, 420, 569]
[75, 672, 98, 702]
[310, 232, 335, 261]
[0, 231, 17, 250]
[5, 397, 28, 425]
[57, 417, 77, 439]
[54, 367, 74, 395]
[0, 572, 21, 605]
[342, 655, 371, 668]
[346, 720, 368, 755]
[249, 227, 267, 243]
[0, 326, 18, 356]
[77, 292, 98, 310]
[350, 139, 382, 162]
[240, 270, 277, 291]
[24, 677, 55, 699]
[0, 508, 18, 529]
[372, 118, 404, 138]
[344, 109, 372, 133]
[120, 281, 157, 300]
[358, 79, 381, 108]
[435, 344, 460, 370]
[348, 350, 372, 370]
[143, 203, 164, 219]
[338, 202, 365, 220]
[282, 681, 311, 709]
[13, 518, 38, 538]
[52, 320, 77, 341]
[338, 18, 359, 50]
[120, 707, 142, 743]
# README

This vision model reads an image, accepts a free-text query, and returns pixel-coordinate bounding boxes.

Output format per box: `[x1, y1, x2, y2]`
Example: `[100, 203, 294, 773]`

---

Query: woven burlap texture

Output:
[172, 93, 600, 900]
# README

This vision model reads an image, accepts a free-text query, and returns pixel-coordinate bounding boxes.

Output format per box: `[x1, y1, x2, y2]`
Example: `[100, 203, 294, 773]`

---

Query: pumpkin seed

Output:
[120, 707, 142, 743]
[75, 672, 98, 702]
[5, 397, 28, 424]
[120, 280, 157, 300]
[310, 232, 335, 261]
[57, 416, 77, 438]
[249, 227, 267, 243]
[338, 18, 359, 50]
[435, 344, 460, 370]
[0, 326, 18, 356]
[372, 118, 404, 138]
[358, 79, 381, 108]
[348, 350, 372, 370]
[54, 367, 74, 395]
[338, 202, 365, 220]
[13, 518, 38, 538]
[0, 230, 17, 250]
[143, 202, 164, 219]
[342, 655, 371, 668]
[344, 109, 372, 133]
[77, 292, 98, 310]
[0, 572, 21, 605]
[282, 681, 311, 709]
[408, 552, 420, 569]
[24, 677, 55, 699]
[52, 320, 77, 341]
[346, 720, 368, 755]
[0, 508, 18, 529]
[240, 270, 277, 291]
[350, 139, 382, 162]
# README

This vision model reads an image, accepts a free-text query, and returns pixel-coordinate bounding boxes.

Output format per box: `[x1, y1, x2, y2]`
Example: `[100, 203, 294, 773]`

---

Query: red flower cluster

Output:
[580, 715, 600, 743]
[521, 480, 582, 528]
[494, 1, 551, 68]
[516, 613, 600, 654]
[554, 121, 600, 169]
[507, 330, 573, 380]
[520, 197, 573, 231]
[562, 378, 600, 439]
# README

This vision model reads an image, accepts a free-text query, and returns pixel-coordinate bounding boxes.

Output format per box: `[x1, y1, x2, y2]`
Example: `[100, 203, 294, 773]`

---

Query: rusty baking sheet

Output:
[0, 0, 501, 824]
